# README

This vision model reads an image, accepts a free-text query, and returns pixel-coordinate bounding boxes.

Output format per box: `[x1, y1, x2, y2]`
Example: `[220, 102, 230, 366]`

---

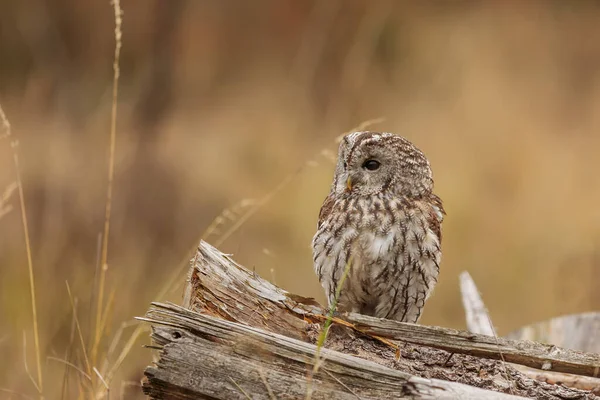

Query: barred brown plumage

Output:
[312, 131, 445, 323]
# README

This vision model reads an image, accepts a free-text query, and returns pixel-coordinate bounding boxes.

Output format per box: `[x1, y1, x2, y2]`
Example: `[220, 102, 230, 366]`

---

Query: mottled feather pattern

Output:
[312, 131, 444, 323]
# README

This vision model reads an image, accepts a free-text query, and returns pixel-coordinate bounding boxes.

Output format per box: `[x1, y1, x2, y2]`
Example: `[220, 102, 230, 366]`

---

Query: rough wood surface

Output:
[141, 240, 599, 399]
[186, 240, 600, 379]
[459, 271, 495, 336]
[142, 302, 525, 399]
[507, 314, 600, 395]
[182, 239, 322, 341]
[348, 313, 600, 378]
[459, 270, 600, 394]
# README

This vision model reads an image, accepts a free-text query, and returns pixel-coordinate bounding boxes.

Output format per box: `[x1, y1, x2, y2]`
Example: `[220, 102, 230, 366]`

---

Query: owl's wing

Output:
[426, 193, 445, 243]
[317, 193, 336, 229]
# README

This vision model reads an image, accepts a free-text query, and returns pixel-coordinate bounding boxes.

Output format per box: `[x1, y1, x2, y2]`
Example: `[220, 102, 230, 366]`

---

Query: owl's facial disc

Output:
[346, 159, 382, 191]
[335, 131, 434, 197]
[345, 149, 392, 195]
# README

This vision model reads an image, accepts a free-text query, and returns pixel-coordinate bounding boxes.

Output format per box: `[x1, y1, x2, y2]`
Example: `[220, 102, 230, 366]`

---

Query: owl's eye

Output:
[362, 159, 380, 171]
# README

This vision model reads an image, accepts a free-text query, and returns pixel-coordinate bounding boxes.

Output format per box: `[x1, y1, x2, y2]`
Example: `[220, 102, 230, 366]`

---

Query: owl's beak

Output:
[346, 176, 353, 191]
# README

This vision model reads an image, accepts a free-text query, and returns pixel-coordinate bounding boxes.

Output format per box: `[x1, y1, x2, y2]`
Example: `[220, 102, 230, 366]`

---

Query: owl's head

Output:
[332, 131, 434, 197]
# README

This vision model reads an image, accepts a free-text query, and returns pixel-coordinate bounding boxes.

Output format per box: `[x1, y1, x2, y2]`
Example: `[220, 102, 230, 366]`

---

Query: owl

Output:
[312, 131, 444, 323]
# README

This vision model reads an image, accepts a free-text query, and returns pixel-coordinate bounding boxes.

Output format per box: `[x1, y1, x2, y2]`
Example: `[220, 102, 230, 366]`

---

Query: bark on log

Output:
[347, 314, 600, 378]
[140, 241, 600, 399]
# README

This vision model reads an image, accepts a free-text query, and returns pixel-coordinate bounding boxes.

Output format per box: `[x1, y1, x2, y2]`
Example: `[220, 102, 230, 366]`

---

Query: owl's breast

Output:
[312, 193, 442, 321]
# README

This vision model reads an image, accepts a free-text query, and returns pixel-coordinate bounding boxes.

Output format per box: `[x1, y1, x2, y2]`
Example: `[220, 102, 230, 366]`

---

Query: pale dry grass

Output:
[92, 0, 123, 380]
[1, 105, 43, 398]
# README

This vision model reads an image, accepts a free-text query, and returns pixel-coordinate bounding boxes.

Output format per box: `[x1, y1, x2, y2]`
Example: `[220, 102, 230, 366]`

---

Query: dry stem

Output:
[1, 104, 44, 398]
[93, 0, 123, 373]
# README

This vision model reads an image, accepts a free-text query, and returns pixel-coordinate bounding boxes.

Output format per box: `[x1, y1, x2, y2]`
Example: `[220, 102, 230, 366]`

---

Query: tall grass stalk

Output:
[0, 104, 44, 398]
[66, 282, 92, 378]
[93, 0, 123, 372]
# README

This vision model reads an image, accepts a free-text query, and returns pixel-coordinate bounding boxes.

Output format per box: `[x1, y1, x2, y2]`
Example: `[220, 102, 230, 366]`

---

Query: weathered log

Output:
[185, 240, 600, 378]
[142, 302, 524, 399]
[140, 241, 599, 399]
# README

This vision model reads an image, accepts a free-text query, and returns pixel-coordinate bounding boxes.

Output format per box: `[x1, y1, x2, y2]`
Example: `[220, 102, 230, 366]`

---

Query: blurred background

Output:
[2, 0, 600, 398]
